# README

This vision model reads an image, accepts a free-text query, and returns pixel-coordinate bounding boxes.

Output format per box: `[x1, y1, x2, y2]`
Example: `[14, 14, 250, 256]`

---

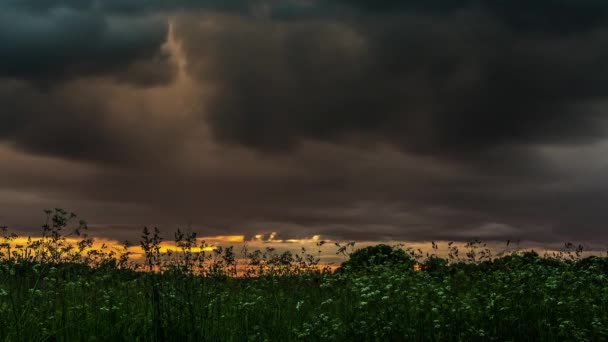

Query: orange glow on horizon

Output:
[206, 235, 245, 243]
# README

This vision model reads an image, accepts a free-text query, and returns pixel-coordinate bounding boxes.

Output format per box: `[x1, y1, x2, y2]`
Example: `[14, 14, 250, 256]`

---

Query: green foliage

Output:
[338, 244, 416, 273]
[0, 209, 608, 341]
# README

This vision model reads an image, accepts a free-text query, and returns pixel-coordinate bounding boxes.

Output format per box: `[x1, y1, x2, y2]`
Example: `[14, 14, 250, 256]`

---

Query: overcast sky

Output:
[2, 0, 608, 245]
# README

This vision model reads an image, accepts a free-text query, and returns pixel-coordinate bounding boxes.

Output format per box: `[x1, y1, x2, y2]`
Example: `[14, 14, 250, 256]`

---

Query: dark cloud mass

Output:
[184, 2, 608, 159]
[336, 0, 608, 33]
[2, 0, 608, 244]
[0, 7, 174, 85]
[0, 81, 150, 162]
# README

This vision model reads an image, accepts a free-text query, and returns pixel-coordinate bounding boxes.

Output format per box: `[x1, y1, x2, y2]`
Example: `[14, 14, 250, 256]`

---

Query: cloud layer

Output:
[183, 3, 608, 160]
[2, 1, 608, 245]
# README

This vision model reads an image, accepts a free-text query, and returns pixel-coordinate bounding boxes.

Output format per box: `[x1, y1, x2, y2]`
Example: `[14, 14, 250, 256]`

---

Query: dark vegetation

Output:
[1, 209, 607, 341]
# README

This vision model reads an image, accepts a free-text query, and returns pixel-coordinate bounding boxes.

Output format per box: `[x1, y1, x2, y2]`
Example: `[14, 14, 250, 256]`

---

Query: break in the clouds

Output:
[2, 0, 608, 245]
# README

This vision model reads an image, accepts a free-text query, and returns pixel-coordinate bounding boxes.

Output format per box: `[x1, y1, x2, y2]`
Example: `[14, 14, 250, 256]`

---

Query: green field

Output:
[1, 209, 608, 341]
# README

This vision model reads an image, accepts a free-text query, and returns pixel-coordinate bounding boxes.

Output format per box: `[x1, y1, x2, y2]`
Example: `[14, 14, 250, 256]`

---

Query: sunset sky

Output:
[2, 1, 608, 248]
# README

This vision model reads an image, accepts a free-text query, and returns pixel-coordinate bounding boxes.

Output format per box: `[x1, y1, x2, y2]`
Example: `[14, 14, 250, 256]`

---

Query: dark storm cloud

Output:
[1, 136, 607, 244]
[0, 81, 135, 162]
[3, 0, 608, 246]
[4, 0, 253, 14]
[179, 2, 608, 160]
[0, 5, 174, 85]
[0, 0, 313, 84]
[0, 0, 317, 164]
[0, 77, 191, 164]
[334, 0, 608, 34]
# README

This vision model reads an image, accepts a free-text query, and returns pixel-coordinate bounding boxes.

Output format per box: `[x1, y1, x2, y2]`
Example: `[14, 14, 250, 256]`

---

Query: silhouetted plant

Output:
[338, 244, 416, 273]
[1, 209, 608, 341]
[140, 226, 163, 271]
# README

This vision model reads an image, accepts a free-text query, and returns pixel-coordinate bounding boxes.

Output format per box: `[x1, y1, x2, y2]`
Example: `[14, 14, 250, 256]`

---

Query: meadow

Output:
[1, 209, 608, 341]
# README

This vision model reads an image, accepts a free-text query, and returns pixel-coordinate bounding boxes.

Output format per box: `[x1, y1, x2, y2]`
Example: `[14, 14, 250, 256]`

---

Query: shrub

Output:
[337, 244, 416, 273]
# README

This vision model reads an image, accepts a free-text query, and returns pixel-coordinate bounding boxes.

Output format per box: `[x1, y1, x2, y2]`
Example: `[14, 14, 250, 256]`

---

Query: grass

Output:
[0, 209, 608, 341]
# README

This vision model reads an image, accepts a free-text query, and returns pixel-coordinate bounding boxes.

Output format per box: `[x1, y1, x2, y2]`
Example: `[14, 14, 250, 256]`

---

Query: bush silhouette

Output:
[338, 244, 415, 272]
